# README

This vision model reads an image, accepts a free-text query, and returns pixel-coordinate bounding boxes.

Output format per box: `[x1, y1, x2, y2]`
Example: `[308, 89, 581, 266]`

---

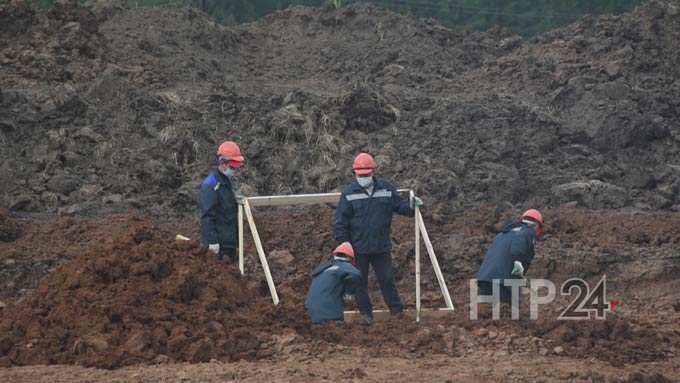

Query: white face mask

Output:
[221, 167, 236, 178]
[356, 176, 373, 188]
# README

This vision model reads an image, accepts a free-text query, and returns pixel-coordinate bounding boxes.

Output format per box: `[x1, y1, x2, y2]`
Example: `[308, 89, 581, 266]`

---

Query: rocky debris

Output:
[0, 1, 679, 213]
[472, 327, 488, 337]
[46, 175, 82, 196]
[552, 180, 629, 208]
[340, 85, 398, 132]
[624, 372, 675, 383]
[268, 249, 296, 280]
[269, 249, 294, 266]
[0, 1, 35, 36]
[533, 317, 671, 364]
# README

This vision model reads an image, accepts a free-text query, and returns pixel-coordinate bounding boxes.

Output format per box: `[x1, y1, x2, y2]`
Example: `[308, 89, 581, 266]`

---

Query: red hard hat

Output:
[521, 209, 544, 226]
[216, 141, 244, 163]
[333, 242, 355, 260]
[352, 153, 376, 176]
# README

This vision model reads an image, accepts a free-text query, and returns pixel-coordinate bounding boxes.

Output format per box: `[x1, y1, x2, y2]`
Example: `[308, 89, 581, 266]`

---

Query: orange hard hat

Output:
[521, 209, 543, 226]
[352, 153, 376, 176]
[521, 209, 544, 237]
[333, 242, 355, 260]
[216, 141, 244, 163]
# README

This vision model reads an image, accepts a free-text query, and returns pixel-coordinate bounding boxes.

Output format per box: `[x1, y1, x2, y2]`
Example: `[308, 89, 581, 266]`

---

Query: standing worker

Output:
[305, 242, 362, 324]
[475, 209, 544, 303]
[199, 141, 245, 263]
[334, 152, 423, 324]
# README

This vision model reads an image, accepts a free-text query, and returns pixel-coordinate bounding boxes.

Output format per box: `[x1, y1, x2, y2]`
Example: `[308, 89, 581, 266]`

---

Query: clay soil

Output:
[1, 0, 680, 382]
[1, 208, 679, 382]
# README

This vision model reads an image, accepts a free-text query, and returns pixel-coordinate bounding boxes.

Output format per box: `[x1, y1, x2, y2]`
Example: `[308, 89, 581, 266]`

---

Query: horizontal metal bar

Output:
[246, 189, 410, 207]
[246, 192, 341, 207]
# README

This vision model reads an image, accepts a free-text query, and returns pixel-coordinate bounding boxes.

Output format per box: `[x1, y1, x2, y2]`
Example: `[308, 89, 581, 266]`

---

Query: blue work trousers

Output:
[355, 252, 403, 316]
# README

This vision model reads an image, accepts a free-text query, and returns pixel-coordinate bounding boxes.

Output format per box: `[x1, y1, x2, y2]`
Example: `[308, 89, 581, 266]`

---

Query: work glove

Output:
[208, 244, 220, 254]
[410, 196, 423, 209]
[234, 192, 245, 206]
[511, 261, 525, 277]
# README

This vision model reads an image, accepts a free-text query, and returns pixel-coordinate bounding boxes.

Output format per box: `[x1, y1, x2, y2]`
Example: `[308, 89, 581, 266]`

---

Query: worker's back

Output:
[476, 221, 535, 282]
[305, 258, 361, 324]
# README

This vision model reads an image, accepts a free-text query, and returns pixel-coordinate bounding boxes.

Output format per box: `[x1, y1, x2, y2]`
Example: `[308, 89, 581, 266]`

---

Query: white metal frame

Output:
[238, 190, 455, 321]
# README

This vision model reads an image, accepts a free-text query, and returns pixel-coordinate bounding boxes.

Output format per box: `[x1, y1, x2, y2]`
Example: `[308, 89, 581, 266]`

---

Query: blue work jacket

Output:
[199, 170, 238, 249]
[476, 221, 536, 282]
[334, 178, 414, 254]
[305, 258, 362, 324]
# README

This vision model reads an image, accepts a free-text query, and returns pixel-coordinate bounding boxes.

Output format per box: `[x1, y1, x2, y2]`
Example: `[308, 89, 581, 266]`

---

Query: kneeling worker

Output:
[305, 242, 362, 324]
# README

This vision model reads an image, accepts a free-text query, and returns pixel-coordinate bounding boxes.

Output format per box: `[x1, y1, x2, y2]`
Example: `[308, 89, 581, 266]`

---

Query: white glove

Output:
[410, 196, 423, 209]
[234, 192, 245, 205]
[511, 261, 524, 277]
[208, 244, 220, 254]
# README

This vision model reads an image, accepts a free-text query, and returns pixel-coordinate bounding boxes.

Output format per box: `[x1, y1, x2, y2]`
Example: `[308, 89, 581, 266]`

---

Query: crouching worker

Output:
[476, 209, 543, 304]
[305, 242, 362, 325]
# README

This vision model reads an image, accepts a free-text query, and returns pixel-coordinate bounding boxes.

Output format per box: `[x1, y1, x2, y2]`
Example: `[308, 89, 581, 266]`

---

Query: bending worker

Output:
[199, 141, 245, 263]
[476, 209, 544, 303]
[334, 152, 423, 324]
[305, 242, 362, 324]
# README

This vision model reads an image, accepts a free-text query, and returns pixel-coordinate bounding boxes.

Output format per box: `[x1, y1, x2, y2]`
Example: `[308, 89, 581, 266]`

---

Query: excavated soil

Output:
[1, 0, 679, 215]
[1, 0, 680, 381]
[1, 222, 277, 368]
[0, 208, 678, 380]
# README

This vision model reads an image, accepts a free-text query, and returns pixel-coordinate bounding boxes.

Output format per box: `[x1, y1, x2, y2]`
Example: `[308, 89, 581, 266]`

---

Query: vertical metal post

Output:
[243, 200, 280, 305]
[238, 204, 244, 275]
[417, 212, 455, 311]
[411, 191, 421, 323]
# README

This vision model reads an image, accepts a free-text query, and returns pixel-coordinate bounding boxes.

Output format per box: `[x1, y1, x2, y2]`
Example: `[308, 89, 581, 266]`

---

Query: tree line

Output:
[10, 0, 646, 36]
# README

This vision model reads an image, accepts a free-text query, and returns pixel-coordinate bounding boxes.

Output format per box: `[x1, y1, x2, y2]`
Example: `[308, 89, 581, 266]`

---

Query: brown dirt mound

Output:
[532, 316, 675, 364]
[1, 1, 680, 214]
[0, 213, 190, 301]
[0, 212, 463, 369]
[547, 208, 680, 248]
[1, 207, 680, 370]
[0, 218, 300, 368]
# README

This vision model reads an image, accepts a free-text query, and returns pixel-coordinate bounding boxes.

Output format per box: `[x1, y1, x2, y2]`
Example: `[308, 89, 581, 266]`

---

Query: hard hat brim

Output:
[354, 168, 373, 176]
[229, 160, 244, 169]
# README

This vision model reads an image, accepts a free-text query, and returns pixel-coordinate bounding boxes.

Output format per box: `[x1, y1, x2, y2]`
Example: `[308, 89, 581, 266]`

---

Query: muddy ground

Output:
[1, 207, 679, 381]
[1, 0, 680, 381]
